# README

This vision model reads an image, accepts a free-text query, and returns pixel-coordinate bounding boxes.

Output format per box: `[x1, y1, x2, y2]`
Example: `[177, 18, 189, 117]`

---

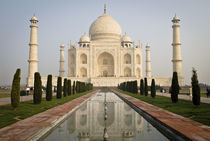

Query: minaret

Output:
[27, 15, 39, 87]
[172, 15, 182, 77]
[146, 44, 151, 78]
[59, 44, 65, 77]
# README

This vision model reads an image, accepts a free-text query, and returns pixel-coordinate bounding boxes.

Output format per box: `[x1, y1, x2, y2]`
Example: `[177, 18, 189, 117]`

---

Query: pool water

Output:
[43, 91, 169, 141]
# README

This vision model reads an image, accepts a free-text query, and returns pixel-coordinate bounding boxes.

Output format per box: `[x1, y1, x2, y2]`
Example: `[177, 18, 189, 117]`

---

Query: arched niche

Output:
[136, 68, 141, 77]
[80, 53, 87, 64]
[80, 67, 87, 77]
[97, 52, 114, 77]
[124, 53, 131, 64]
[136, 54, 141, 64]
[124, 67, 131, 77]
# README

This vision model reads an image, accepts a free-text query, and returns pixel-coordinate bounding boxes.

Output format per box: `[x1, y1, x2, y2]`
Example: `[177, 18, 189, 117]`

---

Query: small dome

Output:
[79, 34, 90, 42]
[89, 13, 122, 40]
[172, 15, 180, 23]
[122, 34, 132, 42]
[31, 16, 38, 21]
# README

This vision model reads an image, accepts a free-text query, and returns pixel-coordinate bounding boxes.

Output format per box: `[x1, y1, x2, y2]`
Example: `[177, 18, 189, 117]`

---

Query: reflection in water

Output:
[44, 92, 168, 141]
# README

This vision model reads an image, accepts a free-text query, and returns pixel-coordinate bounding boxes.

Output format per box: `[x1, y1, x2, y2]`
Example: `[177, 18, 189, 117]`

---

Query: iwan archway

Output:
[97, 52, 114, 77]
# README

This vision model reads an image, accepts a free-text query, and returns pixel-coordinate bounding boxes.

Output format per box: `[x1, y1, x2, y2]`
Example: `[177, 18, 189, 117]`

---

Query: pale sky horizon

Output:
[0, 0, 210, 86]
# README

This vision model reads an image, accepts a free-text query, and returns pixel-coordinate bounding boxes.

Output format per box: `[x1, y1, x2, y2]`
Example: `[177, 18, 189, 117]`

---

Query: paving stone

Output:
[0, 90, 97, 141]
[113, 90, 210, 141]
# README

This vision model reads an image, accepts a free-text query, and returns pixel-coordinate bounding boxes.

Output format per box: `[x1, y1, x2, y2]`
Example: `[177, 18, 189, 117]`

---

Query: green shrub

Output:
[20, 90, 27, 96]
[151, 79, 156, 98]
[171, 72, 179, 103]
[191, 68, 200, 105]
[144, 78, 148, 96]
[33, 72, 42, 104]
[68, 80, 71, 96]
[11, 68, 21, 109]
[56, 77, 62, 99]
[140, 79, 144, 95]
[73, 81, 75, 94]
[63, 78, 68, 97]
[46, 74, 52, 101]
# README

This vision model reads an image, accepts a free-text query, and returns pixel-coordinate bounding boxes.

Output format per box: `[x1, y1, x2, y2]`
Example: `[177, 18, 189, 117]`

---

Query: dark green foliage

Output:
[56, 77, 62, 99]
[170, 72, 179, 103]
[191, 68, 200, 105]
[151, 79, 156, 98]
[133, 80, 138, 94]
[118, 80, 138, 94]
[140, 79, 144, 95]
[11, 68, 21, 109]
[33, 72, 42, 104]
[76, 81, 79, 93]
[46, 75, 52, 101]
[68, 80, 71, 96]
[144, 78, 148, 96]
[20, 90, 27, 96]
[86, 83, 93, 91]
[63, 78, 68, 97]
[73, 81, 75, 94]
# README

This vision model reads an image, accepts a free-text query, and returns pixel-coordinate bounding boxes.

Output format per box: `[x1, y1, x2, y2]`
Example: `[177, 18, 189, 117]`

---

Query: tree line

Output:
[118, 78, 156, 98]
[118, 68, 201, 105]
[10, 70, 93, 109]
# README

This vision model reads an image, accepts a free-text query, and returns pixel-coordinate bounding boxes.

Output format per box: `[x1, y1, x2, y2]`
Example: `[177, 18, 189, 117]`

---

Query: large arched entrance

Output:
[97, 52, 114, 77]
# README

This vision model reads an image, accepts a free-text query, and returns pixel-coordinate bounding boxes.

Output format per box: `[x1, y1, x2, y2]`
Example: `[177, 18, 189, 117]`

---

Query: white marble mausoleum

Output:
[27, 7, 184, 87]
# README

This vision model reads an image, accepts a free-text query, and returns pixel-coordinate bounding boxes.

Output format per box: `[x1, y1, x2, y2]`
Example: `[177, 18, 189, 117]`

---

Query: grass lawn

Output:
[118, 89, 210, 126]
[0, 89, 11, 94]
[0, 90, 93, 129]
[0, 90, 11, 98]
[0, 94, 10, 98]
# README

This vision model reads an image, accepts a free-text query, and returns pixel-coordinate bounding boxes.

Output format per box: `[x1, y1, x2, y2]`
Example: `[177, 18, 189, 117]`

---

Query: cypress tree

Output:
[33, 72, 42, 104]
[46, 74, 52, 101]
[144, 78, 148, 96]
[126, 82, 129, 92]
[68, 79, 71, 96]
[191, 68, 200, 105]
[56, 77, 62, 99]
[63, 78, 68, 97]
[134, 80, 138, 94]
[75, 81, 78, 93]
[73, 81, 75, 94]
[11, 68, 21, 109]
[151, 79, 156, 98]
[170, 72, 179, 103]
[140, 79, 144, 95]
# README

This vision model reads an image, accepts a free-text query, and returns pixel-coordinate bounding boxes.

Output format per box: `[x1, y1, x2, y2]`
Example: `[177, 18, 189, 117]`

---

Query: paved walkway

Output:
[113, 90, 210, 141]
[0, 90, 98, 141]
[0, 93, 56, 106]
[157, 92, 210, 104]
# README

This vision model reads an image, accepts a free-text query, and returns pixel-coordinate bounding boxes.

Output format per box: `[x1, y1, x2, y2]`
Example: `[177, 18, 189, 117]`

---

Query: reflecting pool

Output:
[43, 92, 169, 141]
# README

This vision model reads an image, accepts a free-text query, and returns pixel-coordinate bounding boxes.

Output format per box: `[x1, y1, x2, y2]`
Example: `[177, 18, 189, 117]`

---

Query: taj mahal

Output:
[27, 6, 184, 87]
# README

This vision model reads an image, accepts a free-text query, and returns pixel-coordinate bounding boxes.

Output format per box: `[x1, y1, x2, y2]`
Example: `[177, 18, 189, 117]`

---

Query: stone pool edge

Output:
[112, 89, 210, 141]
[0, 90, 98, 141]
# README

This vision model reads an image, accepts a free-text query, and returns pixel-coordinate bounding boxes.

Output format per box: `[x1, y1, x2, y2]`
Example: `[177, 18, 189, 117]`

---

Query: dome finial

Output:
[104, 4, 106, 14]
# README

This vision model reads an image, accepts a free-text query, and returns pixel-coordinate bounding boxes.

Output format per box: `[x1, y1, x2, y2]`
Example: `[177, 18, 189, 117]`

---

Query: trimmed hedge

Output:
[11, 68, 21, 109]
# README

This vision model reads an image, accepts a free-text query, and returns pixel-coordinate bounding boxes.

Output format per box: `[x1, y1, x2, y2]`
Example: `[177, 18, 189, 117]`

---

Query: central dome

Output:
[89, 13, 122, 40]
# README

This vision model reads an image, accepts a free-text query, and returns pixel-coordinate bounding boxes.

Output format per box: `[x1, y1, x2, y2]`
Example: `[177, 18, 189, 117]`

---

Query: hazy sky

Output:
[0, 0, 210, 86]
